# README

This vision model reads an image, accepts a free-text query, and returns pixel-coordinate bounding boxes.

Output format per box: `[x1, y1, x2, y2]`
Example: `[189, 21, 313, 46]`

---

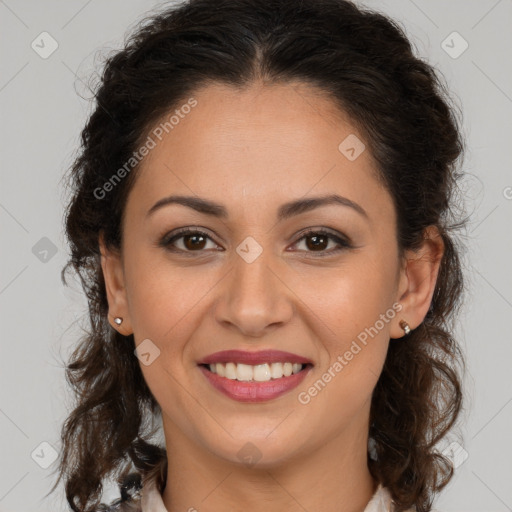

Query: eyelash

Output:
[159, 227, 353, 257]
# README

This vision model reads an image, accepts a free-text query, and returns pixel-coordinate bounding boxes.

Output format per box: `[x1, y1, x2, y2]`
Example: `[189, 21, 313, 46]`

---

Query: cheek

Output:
[295, 271, 392, 425]
[124, 251, 212, 341]
[295, 254, 395, 393]
[302, 256, 395, 339]
[125, 256, 209, 414]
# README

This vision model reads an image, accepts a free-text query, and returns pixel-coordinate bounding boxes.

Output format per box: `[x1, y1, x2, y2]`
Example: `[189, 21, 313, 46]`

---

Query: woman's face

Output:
[102, 81, 411, 467]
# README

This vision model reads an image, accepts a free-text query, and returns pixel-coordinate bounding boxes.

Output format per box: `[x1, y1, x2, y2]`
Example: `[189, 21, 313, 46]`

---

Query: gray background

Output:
[1, 1, 511, 511]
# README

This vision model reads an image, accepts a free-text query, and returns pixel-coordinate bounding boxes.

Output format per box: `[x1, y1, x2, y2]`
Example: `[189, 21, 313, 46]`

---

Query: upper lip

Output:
[198, 349, 313, 366]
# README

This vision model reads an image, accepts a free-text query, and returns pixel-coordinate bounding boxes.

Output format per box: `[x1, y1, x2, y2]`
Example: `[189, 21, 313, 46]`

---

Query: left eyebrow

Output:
[146, 193, 368, 220]
[277, 194, 368, 221]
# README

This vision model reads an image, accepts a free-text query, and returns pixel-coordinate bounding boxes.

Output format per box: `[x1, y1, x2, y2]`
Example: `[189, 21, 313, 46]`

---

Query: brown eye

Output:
[182, 232, 207, 250]
[159, 227, 352, 257]
[292, 229, 352, 255]
[304, 233, 329, 251]
[160, 228, 220, 253]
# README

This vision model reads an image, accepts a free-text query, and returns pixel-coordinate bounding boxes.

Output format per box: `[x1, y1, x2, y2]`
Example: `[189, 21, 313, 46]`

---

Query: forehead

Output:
[125, 81, 394, 227]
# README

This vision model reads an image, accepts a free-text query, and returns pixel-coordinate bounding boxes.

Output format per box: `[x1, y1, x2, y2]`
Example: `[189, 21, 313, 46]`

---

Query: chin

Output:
[206, 433, 304, 470]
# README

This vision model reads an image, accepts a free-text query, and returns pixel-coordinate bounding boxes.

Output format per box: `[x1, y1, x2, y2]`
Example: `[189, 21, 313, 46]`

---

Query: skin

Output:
[100, 81, 444, 512]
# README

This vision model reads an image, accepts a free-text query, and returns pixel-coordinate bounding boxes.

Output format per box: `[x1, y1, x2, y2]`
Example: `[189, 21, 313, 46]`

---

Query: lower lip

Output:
[198, 364, 313, 403]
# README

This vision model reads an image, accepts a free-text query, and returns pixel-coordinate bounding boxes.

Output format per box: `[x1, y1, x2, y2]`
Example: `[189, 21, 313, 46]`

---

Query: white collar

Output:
[141, 480, 404, 512]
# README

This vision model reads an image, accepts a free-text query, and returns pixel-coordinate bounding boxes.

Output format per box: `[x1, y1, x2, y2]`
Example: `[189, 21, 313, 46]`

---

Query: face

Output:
[101, 80, 425, 469]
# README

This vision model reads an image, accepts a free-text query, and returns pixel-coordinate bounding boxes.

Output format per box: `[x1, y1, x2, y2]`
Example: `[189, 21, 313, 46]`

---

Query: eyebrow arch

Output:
[146, 193, 368, 221]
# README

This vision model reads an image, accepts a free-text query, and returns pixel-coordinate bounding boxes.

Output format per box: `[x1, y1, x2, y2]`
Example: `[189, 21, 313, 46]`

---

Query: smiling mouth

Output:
[199, 362, 314, 382]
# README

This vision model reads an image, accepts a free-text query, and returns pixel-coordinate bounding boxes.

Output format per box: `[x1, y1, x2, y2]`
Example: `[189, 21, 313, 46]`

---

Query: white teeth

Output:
[292, 363, 302, 374]
[216, 363, 225, 377]
[270, 362, 283, 379]
[206, 362, 305, 381]
[253, 363, 271, 382]
[236, 363, 254, 381]
[225, 362, 237, 380]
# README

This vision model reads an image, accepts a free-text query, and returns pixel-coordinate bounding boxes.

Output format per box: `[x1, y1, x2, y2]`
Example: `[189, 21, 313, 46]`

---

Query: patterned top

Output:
[102, 477, 416, 511]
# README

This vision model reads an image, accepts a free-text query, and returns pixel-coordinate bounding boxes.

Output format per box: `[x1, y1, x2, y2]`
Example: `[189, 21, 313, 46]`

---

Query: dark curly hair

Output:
[49, 0, 469, 510]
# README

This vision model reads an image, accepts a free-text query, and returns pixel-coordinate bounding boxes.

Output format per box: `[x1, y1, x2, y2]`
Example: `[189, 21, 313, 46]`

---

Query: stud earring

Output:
[399, 319, 411, 335]
[114, 317, 123, 326]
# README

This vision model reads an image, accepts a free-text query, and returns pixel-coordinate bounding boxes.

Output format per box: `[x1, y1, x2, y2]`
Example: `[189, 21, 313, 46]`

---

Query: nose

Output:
[214, 248, 294, 338]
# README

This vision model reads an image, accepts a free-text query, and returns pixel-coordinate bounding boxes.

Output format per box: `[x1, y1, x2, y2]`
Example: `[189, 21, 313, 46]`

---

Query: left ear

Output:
[391, 225, 444, 339]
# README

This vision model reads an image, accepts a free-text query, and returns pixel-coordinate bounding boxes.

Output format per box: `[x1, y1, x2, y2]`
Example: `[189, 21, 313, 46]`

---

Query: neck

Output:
[161, 416, 377, 512]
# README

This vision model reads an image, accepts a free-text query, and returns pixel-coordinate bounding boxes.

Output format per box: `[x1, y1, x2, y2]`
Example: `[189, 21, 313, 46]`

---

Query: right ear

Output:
[99, 231, 133, 336]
